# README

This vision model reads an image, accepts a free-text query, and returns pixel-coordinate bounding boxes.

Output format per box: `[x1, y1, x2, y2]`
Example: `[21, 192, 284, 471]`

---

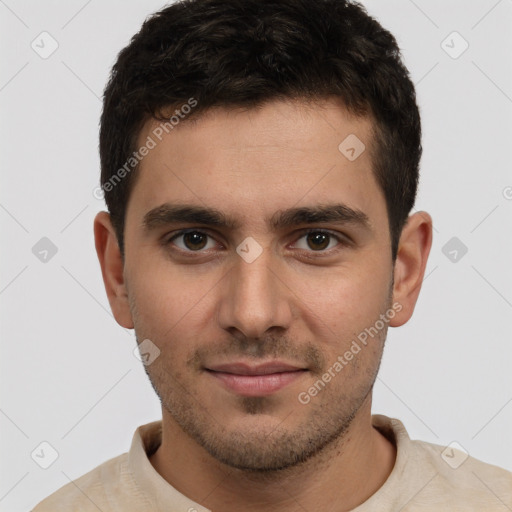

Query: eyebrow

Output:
[142, 203, 371, 233]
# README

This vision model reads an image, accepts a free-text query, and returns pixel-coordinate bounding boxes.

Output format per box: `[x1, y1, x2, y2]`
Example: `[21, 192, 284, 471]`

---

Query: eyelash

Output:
[164, 228, 350, 256]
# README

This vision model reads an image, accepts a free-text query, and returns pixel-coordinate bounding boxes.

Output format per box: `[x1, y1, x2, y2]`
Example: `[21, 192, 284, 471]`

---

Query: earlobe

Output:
[93, 211, 134, 329]
[389, 211, 433, 328]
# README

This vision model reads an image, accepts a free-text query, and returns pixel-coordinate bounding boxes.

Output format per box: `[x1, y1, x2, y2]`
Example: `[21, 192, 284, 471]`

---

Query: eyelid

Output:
[166, 228, 224, 252]
[290, 228, 351, 251]
[165, 227, 351, 254]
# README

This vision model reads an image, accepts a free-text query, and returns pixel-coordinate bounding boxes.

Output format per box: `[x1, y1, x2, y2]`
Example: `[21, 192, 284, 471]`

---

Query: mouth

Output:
[204, 361, 308, 397]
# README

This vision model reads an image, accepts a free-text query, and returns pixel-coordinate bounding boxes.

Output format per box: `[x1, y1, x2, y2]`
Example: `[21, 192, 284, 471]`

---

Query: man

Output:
[33, 0, 512, 510]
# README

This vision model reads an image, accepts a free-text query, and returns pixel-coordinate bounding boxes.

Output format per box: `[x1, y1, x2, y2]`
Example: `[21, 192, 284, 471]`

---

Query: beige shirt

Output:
[32, 415, 512, 511]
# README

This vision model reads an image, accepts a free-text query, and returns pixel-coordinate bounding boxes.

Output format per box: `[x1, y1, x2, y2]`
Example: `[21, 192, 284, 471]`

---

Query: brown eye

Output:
[306, 232, 330, 251]
[183, 232, 208, 250]
[292, 230, 344, 253]
[169, 230, 216, 251]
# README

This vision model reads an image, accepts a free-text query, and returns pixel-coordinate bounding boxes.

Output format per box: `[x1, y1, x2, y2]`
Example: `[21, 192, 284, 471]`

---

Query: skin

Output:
[94, 98, 432, 512]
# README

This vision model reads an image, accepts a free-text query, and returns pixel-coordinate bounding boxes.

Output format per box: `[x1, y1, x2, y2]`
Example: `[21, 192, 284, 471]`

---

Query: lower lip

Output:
[207, 370, 306, 397]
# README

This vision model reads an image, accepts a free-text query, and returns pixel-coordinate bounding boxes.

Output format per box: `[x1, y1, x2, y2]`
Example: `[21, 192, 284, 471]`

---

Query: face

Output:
[122, 99, 396, 471]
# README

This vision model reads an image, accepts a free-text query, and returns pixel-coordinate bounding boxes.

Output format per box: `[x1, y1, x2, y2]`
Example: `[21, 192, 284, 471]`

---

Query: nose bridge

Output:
[217, 247, 291, 338]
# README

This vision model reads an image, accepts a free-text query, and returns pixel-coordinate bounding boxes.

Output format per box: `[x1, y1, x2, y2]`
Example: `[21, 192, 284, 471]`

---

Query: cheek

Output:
[127, 258, 216, 342]
[291, 262, 391, 340]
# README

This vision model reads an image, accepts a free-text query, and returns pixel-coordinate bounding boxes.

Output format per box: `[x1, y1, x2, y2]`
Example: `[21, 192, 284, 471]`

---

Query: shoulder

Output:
[31, 452, 138, 512]
[410, 438, 512, 509]
[372, 415, 512, 511]
[31, 421, 163, 511]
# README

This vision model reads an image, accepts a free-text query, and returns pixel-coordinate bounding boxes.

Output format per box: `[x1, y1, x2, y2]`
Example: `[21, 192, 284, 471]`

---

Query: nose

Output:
[216, 247, 293, 339]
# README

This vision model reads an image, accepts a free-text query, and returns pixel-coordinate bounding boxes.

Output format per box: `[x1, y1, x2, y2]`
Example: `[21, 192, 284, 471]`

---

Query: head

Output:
[95, 0, 432, 472]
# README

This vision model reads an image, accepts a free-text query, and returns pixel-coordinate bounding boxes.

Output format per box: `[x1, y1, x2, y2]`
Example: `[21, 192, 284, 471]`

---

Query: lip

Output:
[205, 361, 307, 396]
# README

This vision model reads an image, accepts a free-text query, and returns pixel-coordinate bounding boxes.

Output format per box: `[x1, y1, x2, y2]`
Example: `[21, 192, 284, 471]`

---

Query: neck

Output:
[149, 397, 396, 512]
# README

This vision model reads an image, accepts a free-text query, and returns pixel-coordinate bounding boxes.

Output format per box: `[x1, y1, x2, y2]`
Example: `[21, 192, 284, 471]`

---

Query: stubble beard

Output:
[141, 341, 384, 474]
[130, 288, 392, 475]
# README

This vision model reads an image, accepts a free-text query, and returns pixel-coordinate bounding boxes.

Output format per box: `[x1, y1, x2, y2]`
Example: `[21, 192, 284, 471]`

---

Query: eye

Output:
[292, 230, 343, 252]
[168, 230, 218, 251]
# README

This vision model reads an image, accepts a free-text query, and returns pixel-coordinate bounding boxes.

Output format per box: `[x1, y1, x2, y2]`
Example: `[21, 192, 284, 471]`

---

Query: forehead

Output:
[127, 99, 386, 230]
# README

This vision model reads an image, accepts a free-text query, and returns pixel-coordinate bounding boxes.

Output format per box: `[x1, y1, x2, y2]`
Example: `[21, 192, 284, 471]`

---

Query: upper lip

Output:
[206, 361, 306, 376]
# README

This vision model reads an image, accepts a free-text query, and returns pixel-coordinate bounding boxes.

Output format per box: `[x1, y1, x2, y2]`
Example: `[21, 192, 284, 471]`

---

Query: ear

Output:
[93, 211, 134, 329]
[389, 211, 433, 327]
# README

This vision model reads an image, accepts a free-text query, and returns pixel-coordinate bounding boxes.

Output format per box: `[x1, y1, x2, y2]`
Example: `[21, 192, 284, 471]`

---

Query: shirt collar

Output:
[128, 415, 410, 510]
[128, 420, 211, 511]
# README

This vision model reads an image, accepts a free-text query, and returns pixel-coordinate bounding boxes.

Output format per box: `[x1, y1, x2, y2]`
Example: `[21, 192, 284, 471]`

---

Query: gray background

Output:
[1, 0, 511, 510]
